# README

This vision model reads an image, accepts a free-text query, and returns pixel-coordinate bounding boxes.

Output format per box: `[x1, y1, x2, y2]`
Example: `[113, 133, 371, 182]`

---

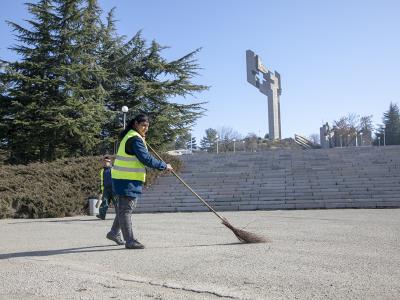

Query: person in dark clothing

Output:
[106, 114, 173, 249]
[96, 156, 116, 220]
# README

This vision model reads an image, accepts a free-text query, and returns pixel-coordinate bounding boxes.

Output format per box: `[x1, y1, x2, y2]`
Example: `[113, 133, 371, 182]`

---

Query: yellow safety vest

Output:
[100, 169, 104, 192]
[111, 130, 146, 182]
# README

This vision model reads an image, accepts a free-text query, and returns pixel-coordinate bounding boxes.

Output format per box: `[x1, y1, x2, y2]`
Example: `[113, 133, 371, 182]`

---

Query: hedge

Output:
[0, 154, 182, 219]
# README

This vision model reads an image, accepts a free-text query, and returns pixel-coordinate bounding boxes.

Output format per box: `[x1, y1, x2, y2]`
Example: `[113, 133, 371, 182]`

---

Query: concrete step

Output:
[140, 146, 400, 212]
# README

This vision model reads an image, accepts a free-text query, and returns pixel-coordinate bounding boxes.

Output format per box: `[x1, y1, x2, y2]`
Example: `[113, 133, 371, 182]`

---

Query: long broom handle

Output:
[147, 144, 226, 222]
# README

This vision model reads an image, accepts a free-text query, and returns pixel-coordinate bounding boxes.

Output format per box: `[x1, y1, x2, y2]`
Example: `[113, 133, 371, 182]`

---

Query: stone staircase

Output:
[135, 146, 400, 213]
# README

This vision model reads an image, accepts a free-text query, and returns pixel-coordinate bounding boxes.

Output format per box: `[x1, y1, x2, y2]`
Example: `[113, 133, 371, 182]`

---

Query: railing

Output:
[294, 134, 321, 149]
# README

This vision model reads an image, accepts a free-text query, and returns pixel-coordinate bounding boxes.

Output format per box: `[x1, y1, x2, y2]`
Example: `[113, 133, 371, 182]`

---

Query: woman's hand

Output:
[166, 164, 173, 171]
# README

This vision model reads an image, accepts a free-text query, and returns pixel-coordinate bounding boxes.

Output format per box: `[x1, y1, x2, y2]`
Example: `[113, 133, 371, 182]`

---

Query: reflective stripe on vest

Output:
[100, 169, 104, 192]
[111, 130, 147, 182]
[112, 166, 146, 173]
[115, 155, 139, 162]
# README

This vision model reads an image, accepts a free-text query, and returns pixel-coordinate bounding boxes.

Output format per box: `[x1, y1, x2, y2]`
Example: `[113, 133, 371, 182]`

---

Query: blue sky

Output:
[1, 0, 399, 142]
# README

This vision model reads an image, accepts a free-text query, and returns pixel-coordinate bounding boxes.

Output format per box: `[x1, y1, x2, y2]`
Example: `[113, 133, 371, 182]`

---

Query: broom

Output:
[147, 144, 268, 243]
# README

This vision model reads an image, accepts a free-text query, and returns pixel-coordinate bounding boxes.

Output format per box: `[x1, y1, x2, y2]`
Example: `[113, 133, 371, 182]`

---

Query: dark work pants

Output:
[110, 196, 137, 244]
[99, 188, 114, 218]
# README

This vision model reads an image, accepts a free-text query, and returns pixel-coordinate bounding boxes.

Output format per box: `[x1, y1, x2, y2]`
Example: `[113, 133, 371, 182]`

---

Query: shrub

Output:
[0, 154, 182, 219]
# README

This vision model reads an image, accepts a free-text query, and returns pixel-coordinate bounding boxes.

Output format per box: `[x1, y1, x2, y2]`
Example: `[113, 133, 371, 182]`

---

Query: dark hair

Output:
[103, 155, 111, 160]
[119, 114, 150, 139]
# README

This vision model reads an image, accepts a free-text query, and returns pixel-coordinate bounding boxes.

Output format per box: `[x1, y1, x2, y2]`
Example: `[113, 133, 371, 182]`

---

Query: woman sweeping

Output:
[106, 114, 173, 249]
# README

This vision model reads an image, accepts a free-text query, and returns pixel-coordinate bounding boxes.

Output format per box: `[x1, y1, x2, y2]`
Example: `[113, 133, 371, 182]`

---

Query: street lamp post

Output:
[383, 127, 386, 146]
[233, 139, 236, 153]
[216, 135, 219, 154]
[360, 132, 363, 146]
[355, 133, 358, 147]
[378, 136, 381, 147]
[242, 140, 245, 151]
[122, 105, 129, 129]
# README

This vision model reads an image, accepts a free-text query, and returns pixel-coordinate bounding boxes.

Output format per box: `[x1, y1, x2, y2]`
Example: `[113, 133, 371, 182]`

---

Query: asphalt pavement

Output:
[0, 209, 399, 299]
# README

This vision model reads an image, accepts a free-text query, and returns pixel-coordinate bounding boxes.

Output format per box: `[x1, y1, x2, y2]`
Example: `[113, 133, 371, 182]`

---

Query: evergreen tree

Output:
[374, 125, 385, 146]
[97, 8, 125, 152]
[53, 0, 108, 157]
[0, 0, 208, 162]
[104, 32, 208, 150]
[0, 0, 61, 162]
[0, 0, 108, 163]
[0, 61, 10, 147]
[200, 128, 217, 152]
[382, 102, 400, 145]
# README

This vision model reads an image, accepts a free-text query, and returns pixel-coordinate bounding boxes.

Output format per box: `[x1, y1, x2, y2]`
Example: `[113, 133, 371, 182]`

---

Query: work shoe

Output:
[106, 232, 125, 245]
[96, 214, 105, 220]
[125, 240, 145, 249]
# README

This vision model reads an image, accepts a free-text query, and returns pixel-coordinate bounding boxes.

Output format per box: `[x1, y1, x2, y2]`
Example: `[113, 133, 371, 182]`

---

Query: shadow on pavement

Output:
[0, 245, 123, 259]
[0, 242, 248, 260]
[6, 218, 108, 225]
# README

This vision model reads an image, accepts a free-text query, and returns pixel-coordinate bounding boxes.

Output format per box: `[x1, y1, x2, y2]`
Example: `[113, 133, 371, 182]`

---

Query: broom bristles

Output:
[222, 219, 268, 243]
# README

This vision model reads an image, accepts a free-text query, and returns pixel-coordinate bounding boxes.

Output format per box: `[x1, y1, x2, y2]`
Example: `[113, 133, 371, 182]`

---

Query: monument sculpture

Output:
[320, 122, 334, 148]
[246, 50, 282, 140]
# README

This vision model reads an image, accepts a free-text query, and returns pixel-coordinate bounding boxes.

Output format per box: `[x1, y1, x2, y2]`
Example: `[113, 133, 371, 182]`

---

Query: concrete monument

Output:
[246, 50, 282, 139]
[320, 122, 334, 149]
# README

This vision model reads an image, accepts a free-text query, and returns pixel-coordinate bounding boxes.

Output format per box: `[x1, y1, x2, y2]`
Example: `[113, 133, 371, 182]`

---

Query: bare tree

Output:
[245, 133, 258, 152]
[217, 127, 241, 152]
[309, 133, 320, 145]
[358, 115, 373, 131]
[358, 115, 373, 145]
[332, 113, 373, 146]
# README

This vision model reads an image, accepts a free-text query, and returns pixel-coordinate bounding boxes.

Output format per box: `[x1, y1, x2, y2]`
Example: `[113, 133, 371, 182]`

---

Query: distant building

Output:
[166, 149, 193, 156]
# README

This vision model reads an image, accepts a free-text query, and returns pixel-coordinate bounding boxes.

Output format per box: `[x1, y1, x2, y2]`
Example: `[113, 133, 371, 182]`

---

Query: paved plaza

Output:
[0, 209, 399, 299]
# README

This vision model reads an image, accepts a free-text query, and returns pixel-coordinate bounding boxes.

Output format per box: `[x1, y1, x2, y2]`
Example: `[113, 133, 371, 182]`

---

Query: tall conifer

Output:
[53, 0, 107, 156]
[0, 0, 60, 162]
[0, 0, 108, 162]
[0, 0, 208, 162]
[382, 102, 400, 145]
[105, 32, 208, 149]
